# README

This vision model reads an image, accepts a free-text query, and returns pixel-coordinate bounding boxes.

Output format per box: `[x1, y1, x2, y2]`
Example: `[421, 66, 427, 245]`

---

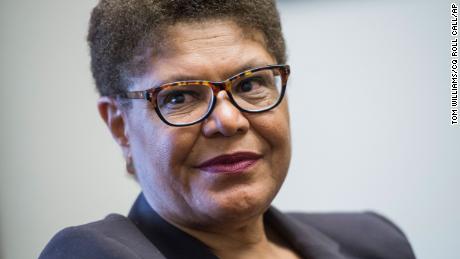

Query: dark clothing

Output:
[39, 194, 416, 259]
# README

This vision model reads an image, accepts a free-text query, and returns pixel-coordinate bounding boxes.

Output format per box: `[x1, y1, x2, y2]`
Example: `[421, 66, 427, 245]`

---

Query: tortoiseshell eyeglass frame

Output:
[113, 64, 291, 127]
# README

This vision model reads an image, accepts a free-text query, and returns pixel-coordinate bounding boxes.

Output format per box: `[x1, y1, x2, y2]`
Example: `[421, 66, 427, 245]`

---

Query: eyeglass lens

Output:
[156, 67, 283, 126]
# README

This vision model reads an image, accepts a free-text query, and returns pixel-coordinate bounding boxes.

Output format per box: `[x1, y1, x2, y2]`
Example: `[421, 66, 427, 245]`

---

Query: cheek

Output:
[250, 101, 291, 175]
[128, 111, 202, 194]
[252, 101, 290, 149]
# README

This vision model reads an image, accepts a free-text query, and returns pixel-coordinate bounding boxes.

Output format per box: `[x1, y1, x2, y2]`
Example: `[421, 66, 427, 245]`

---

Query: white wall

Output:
[0, 0, 458, 259]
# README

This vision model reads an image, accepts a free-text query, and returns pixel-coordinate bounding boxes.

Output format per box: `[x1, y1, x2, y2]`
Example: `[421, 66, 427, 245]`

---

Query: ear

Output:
[97, 97, 133, 173]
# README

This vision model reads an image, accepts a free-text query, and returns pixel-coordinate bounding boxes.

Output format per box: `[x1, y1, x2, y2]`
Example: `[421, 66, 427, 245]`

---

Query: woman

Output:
[40, 0, 416, 258]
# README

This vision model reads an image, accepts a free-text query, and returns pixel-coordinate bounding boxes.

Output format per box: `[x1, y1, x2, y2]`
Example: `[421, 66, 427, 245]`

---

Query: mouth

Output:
[195, 152, 263, 174]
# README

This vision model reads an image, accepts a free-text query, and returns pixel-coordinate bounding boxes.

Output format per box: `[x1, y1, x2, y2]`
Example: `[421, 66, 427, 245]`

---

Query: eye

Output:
[235, 77, 265, 93]
[164, 91, 186, 104]
[159, 90, 199, 108]
[240, 81, 253, 92]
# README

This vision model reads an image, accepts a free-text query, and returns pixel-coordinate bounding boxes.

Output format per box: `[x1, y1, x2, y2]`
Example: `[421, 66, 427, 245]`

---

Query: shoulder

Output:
[39, 214, 163, 259]
[287, 211, 416, 259]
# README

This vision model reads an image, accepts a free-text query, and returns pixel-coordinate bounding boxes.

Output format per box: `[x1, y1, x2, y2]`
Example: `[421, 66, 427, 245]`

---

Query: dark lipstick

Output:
[195, 152, 262, 174]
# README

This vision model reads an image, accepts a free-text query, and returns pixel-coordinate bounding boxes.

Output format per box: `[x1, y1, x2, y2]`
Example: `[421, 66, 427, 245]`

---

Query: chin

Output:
[199, 185, 275, 223]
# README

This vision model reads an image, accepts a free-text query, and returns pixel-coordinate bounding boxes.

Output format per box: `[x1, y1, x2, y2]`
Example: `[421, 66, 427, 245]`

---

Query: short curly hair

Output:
[87, 0, 287, 96]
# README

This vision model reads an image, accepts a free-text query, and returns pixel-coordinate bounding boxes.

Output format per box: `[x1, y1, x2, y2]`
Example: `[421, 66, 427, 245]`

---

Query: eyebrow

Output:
[156, 60, 272, 86]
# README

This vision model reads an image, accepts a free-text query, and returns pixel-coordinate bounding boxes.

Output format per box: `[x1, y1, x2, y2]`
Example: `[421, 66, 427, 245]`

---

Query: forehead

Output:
[162, 19, 264, 54]
[132, 19, 275, 90]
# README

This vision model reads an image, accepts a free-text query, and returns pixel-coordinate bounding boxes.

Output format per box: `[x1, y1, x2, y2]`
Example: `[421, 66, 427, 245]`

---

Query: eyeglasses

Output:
[114, 64, 290, 127]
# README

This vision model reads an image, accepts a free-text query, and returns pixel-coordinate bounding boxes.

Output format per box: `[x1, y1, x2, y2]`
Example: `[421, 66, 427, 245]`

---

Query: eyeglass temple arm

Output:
[115, 91, 150, 100]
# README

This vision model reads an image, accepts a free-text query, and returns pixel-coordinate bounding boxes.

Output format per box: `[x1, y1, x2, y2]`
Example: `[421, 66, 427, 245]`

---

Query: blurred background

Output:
[0, 0, 458, 258]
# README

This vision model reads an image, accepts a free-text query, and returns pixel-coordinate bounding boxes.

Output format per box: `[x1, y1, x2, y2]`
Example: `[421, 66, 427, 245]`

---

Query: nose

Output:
[201, 91, 250, 137]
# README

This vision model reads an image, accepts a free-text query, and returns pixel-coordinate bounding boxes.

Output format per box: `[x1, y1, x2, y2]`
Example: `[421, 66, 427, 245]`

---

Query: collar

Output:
[266, 207, 345, 259]
[128, 193, 344, 259]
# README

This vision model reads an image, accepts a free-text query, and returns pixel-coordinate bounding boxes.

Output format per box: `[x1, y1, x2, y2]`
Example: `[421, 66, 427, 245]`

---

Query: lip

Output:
[195, 152, 263, 174]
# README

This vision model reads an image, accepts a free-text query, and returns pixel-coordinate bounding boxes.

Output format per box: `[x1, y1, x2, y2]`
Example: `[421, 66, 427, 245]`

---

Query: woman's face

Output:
[120, 20, 291, 228]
